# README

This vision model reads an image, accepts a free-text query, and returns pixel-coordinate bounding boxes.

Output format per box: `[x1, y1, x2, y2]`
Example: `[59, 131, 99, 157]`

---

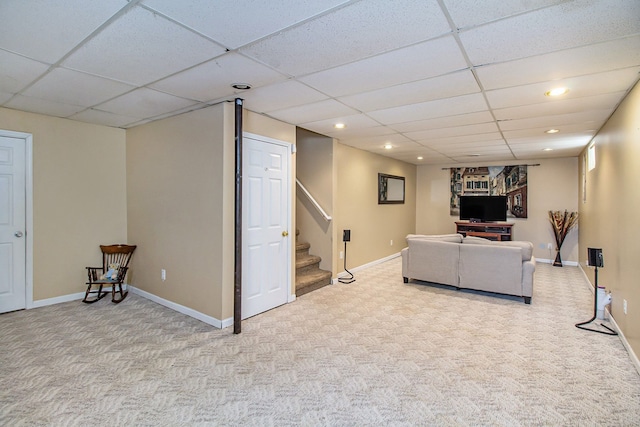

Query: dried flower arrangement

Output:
[549, 210, 579, 266]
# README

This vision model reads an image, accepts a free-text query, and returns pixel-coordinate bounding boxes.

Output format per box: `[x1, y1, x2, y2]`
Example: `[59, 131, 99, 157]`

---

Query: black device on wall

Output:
[339, 229, 355, 284]
[576, 247, 616, 335]
[587, 248, 604, 268]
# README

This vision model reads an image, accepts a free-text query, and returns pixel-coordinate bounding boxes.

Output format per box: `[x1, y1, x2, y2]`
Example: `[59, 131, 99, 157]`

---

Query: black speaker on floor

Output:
[587, 248, 604, 268]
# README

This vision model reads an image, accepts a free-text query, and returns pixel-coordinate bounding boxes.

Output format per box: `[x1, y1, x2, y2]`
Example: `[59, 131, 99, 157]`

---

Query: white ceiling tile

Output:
[338, 133, 413, 150]
[503, 125, 599, 140]
[338, 70, 479, 112]
[438, 145, 511, 156]
[23, 68, 134, 107]
[506, 132, 595, 146]
[0, 50, 50, 94]
[300, 114, 382, 137]
[460, 0, 640, 65]
[325, 125, 397, 140]
[476, 36, 640, 90]
[394, 152, 453, 165]
[63, 7, 226, 85]
[405, 122, 499, 141]
[422, 135, 505, 147]
[5, 94, 85, 117]
[241, 81, 328, 114]
[0, 91, 15, 104]
[498, 110, 612, 131]
[390, 112, 494, 133]
[486, 67, 640, 110]
[239, 0, 451, 76]
[300, 37, 468, 97]
[494, 92, 625, 121]
[0, 0, 128, 63]
[95, 88, 197, 119]
[266, 99, 357, 125]
[368, 93, 488, 125]
[449, 153, 516, 163]
[141, 0, 350, 49]
[442, 0, 566, 29]
[69, 108, 139, 128]
[150, 53, 287, 102]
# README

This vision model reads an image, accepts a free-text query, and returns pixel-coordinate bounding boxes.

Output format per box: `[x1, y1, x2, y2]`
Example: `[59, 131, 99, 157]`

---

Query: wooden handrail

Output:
[296, 179, 332, 222]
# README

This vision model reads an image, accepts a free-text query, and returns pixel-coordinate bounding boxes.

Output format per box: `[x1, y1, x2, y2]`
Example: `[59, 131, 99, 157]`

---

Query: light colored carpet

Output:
[1, 260, 639, 426]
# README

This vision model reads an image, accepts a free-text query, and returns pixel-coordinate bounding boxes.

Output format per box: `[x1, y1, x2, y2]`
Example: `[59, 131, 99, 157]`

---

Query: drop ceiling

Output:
[1, 0, 638, 165]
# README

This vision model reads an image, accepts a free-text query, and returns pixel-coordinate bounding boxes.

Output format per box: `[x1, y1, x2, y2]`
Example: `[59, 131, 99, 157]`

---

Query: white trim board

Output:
[129, 286, 232, 329]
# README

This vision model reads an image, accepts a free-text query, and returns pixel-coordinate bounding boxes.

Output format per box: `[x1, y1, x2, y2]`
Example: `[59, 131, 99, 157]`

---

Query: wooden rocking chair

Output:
[83, 244, 137, 304]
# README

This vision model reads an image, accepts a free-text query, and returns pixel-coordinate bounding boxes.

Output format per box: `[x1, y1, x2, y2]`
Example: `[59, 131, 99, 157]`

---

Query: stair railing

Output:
[296, 179, 332, 222]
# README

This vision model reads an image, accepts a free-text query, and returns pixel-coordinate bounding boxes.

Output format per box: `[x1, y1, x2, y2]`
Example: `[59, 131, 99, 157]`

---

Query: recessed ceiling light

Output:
[543, 148, 554, 151]
[545, 87, 568, 97]
[417, 156, 423, 160]
[334, 123, 346, 129]
[384, 143, 393, 150]
[545, 129, 560, 134]
[231, 83, 252, 90]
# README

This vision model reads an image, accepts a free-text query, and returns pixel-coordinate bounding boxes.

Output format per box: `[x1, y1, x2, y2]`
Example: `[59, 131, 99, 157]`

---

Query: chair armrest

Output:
[86, 266, 104, 282]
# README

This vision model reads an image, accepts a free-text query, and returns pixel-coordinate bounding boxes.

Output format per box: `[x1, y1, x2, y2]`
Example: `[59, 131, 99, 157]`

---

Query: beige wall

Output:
[335, 144, 416, 271]
[0, 107, 127, 301]
[295, 128, 333, 272]
[416, 157, 579, 263]
[579, 82, 640, 357]
[126, 103, 296, 322]
[126, 105, 226, 318]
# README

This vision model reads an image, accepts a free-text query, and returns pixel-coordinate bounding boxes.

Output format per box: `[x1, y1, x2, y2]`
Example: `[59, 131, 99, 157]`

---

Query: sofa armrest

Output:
[522, 257, 536, 298]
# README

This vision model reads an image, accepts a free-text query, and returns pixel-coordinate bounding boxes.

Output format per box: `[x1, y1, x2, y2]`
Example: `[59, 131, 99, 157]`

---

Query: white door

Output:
[242, 134, 291, 319]
[0, 136, 27, 313]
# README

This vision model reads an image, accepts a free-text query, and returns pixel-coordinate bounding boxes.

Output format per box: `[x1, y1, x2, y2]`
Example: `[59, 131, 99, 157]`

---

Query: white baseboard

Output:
[31, 291, 86, 308]
[129, 286, 230, 329]
[333, 252, 401, 284]
[31, 284, 124, 308]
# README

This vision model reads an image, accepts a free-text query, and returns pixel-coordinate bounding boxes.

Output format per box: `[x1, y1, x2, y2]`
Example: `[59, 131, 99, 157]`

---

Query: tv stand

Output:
[455, 221, 514, 241]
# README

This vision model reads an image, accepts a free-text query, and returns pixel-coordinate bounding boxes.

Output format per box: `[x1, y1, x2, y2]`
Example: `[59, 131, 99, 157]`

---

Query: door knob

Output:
[282, 231, 289, 237]
[15, 231, 24, 238]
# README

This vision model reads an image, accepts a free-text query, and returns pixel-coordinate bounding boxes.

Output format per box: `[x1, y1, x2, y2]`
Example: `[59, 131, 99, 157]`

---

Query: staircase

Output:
[296, 232, 332, 296]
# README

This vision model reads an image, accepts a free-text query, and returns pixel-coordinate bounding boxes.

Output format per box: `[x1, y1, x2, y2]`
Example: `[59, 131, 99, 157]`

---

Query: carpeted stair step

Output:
[296, 241, 310, 258]
[296, 253, 322, 274]
[296, 268, 332, 297]
[294, 235, 331, 296]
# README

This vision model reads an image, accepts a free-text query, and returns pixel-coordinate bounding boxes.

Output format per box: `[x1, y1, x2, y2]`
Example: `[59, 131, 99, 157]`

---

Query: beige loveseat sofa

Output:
[401, 234, 535, 304]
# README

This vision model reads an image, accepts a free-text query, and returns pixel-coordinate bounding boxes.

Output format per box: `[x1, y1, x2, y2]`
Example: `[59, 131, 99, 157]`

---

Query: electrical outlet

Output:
[161, 269, 166, 281]
[390, 239, 393, 246]
[339, 251, 344, 259]
[623, 299, 628, 315]
[547, 243, 553, 250]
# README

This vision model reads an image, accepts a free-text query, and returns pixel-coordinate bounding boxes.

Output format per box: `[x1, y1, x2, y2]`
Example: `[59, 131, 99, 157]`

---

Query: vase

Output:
[553, 249, 563, 267]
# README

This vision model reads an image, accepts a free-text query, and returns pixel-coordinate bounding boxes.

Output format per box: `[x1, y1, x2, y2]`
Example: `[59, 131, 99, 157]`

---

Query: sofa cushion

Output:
[492, 240, 533, 261]
[406, 233, 463, 243]
[462, 236, 492, 245]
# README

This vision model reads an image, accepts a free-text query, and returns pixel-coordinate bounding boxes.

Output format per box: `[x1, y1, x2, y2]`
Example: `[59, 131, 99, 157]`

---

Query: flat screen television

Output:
[459, 195, 507, 222]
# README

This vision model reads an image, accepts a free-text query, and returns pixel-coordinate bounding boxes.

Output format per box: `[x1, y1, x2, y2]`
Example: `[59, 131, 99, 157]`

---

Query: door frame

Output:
[0, 129, 33, 310]
[242, 131, 294, 305]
